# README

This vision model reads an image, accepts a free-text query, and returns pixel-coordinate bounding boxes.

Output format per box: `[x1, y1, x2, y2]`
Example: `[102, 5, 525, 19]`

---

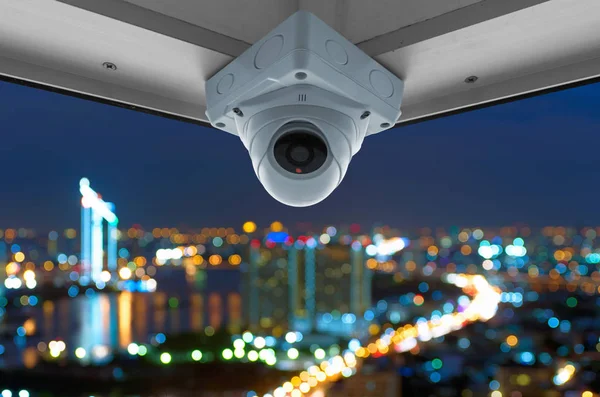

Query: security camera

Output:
[205, 11, 404, 207]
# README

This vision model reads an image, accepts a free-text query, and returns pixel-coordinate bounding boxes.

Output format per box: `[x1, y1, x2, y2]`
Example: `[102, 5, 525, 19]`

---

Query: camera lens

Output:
[273, 124, 328, 174]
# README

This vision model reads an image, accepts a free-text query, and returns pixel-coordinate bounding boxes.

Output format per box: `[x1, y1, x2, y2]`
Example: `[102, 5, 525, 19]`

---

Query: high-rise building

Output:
[242, 237, 372, 335]
[243, 243, 290, 332]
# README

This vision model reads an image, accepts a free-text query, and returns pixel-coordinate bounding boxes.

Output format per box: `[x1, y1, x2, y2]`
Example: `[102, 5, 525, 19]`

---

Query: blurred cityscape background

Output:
[2, 75, 600, 397]
[0, 177, 599, 397]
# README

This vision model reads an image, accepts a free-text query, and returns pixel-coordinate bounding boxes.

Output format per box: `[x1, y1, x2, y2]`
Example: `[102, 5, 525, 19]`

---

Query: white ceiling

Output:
[1, 0, 599, 127]
[380, 0, 600, 122]
[0, 0, 231, 120]
[122, 0, 482, 44]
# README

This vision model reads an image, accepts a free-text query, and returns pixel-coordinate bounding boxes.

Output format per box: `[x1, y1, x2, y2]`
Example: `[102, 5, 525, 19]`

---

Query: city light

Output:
[191, 350, 203, 361]
[264, 273, 501, 397]
[160, 352, 172, 364]
[127, 343, 139, 355]
[4, 195, 600, 397]
[287, 348, 299, 359]
[75, 347, 87, 359]
[222, 349, 234, 360]
[243, 221, 257, 233]
[554, 363, 576, 386]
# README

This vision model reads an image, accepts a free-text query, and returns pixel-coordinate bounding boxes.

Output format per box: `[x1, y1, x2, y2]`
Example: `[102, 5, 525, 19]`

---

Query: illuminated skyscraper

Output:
[242, 235, 373, 335]
[79, 178, 119, 284]
[287, 245, 299, 326]
[81, 203, 91, 281]
[242, 241, 292, 332]
[106, 203, 118, 273]
[351, 242, 366, 313]
[304, 243, 316, 330]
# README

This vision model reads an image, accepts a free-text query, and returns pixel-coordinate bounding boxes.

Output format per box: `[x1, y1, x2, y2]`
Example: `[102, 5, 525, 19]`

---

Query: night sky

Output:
[1, 80, 599, 231]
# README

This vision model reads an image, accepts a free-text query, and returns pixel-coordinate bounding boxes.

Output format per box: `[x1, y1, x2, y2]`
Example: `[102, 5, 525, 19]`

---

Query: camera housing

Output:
[205, 11, 404, 206]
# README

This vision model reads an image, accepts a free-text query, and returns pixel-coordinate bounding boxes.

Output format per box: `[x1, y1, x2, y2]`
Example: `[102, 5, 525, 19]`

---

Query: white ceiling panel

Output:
[1, 0, 598, 127]
[377, 0, 600, 123]
[0, 0, 231, 121]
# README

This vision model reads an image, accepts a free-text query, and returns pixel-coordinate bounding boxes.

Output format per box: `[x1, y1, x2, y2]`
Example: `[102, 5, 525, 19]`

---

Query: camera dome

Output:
[243, 106, 357, 207]
[272, 122, 328, 175]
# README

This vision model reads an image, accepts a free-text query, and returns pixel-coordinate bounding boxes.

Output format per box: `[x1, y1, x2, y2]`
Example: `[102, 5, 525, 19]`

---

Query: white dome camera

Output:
[205, 11, 404, 207]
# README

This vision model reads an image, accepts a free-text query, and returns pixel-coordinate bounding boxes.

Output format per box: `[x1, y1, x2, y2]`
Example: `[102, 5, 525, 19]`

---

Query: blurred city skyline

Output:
[1, 80, 600, 230]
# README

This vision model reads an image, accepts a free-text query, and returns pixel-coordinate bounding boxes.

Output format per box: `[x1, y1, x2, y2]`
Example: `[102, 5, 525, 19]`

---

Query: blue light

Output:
[539, 352, 552, 365]
[57, 253, 68, 264]
[348, 339, 361, 352]
[68, 285, 79, 298]
[489, 380, 500, 390]
[0, 345, 4, 355]
[112, 367, 124, 379]
[574, 344, 584, 354]
[28, 296, 38, 306]
[586, 253, 600, 264]
[520, 352, 534, 364]
[16, 327, 26, 337]
[69, 272, 79, 281]
[118, 248, 130, 259]
[389, 311, 401, 323]
[85, 288, 96, 298]
[342, 313, 356, 324]
[364, 310, 374, 321]
[212, 237, 223, 247]
[548, 317, 559, 328]
[418, 282, 429, 293]
[11, 244, 21, 254]
[526, 291, 539, 301]
[266, 232, 289, 243]
[430, 372, 441, 383]
[513, 292, 523, 303]
[156, 333, 166, 344]
[458, 338, 471, 349]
